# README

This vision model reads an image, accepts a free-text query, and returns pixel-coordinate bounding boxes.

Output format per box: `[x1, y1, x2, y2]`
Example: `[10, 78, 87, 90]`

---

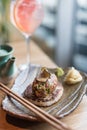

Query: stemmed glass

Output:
[10, 0, 44, 70]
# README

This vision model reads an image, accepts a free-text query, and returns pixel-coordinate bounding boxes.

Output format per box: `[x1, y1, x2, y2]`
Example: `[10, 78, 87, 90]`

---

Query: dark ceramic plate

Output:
[2, 64, 87, 121]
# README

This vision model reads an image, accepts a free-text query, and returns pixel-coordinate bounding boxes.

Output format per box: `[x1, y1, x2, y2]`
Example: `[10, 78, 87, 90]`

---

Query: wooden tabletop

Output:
[0, 41, 87, 130]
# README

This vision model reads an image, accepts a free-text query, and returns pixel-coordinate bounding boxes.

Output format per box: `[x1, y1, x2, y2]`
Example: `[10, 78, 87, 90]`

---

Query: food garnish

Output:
[64, 67, 83, 85]
[36, 68, 50, 82]
[55, 67, 64, 77]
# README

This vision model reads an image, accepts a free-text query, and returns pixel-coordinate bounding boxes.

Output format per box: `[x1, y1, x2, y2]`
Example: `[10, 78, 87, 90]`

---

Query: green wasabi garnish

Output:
[55, 67, 64, 77]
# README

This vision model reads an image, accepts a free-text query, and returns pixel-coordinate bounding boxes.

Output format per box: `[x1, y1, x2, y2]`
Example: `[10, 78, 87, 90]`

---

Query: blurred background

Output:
[0, 0, 87, 72]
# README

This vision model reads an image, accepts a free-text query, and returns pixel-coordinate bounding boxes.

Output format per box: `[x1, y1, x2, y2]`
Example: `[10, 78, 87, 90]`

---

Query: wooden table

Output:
[0, 41, 87, 130]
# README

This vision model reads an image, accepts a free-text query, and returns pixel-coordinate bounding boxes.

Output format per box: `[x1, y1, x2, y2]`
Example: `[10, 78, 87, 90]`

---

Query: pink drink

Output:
[14, 0, 44, 36]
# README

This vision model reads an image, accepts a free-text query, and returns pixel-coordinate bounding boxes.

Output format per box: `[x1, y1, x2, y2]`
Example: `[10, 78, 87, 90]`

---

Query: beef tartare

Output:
[23, 68, 63, 107]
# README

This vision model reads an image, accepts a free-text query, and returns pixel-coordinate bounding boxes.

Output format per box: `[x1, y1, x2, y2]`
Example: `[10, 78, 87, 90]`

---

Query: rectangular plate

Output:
[2, 64, 87, 121]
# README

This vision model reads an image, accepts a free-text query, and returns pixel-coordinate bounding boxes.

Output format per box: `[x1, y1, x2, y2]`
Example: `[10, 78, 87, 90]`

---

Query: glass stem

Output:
[26, 36, 30, 66]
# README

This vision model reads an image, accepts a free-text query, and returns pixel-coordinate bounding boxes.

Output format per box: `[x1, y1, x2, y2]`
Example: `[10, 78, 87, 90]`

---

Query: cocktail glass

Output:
[10, 0, 44, 70]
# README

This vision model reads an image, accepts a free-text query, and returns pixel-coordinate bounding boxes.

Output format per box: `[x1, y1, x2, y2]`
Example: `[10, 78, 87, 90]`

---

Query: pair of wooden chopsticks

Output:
[0, 83, 73, 130]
